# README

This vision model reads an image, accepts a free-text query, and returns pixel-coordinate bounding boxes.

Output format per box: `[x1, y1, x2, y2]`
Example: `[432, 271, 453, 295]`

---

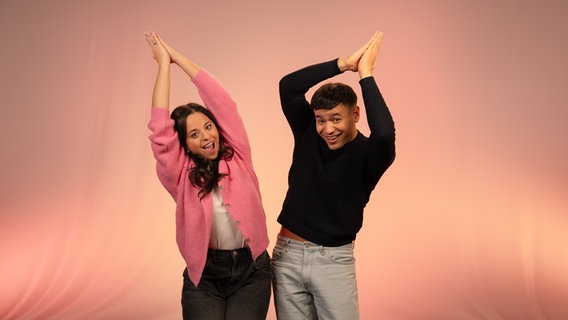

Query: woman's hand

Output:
[145, 31, 171, 108]
[157, 35, 183, 65]
[145, 31, 170, 66]
[145, 32, 200, 78]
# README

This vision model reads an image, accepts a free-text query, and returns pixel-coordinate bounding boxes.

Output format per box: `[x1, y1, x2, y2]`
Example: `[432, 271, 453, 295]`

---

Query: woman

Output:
[144, 32, 271, 320]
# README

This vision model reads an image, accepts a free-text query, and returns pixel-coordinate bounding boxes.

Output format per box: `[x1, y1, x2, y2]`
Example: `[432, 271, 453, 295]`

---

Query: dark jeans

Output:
[181, 248, 272, 320]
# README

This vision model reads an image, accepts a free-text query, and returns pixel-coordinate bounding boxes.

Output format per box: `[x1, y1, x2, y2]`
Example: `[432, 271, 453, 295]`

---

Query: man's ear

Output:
[353, 105, 360, 122]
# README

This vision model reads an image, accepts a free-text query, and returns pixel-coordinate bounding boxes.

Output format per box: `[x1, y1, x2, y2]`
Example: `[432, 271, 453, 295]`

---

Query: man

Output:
[272, 31, 396, 319]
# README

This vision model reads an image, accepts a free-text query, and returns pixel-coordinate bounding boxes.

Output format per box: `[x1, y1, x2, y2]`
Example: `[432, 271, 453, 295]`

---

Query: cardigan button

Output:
[244, 238, 250, 244]
[224, 203, 230, 209]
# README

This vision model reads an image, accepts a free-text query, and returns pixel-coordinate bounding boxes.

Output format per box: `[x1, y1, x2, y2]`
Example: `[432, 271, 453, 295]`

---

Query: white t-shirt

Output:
[209, 187, 244, 250]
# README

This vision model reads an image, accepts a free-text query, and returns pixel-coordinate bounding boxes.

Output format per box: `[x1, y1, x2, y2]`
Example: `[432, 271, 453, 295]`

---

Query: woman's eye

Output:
[190, 132, 199, 138]
[205, 124, 212, 130]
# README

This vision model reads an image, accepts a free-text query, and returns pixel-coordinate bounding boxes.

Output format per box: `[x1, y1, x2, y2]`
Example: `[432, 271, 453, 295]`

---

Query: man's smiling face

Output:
[314, 103, 360, 150]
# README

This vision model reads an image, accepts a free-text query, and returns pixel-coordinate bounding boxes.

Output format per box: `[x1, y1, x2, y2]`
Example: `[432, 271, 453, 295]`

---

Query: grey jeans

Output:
[272, 234, 360, 320]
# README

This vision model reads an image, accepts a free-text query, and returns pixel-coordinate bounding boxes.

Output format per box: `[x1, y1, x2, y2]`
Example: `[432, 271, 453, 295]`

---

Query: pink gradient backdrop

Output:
[1, 1, 567, 319]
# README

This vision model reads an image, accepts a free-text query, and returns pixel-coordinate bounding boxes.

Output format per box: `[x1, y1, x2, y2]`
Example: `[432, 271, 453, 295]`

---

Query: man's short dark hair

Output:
[310, 82, 357, 110]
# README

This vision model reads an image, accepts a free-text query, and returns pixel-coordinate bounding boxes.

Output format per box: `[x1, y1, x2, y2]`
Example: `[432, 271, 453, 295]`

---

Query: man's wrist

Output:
[337, 58, 348, 72]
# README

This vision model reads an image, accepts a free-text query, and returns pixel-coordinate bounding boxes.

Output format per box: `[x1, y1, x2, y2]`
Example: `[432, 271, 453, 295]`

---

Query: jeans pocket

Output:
[271, 241, 288, 262]
[254, 250, 270, 269]
[324, 247, 355, 265]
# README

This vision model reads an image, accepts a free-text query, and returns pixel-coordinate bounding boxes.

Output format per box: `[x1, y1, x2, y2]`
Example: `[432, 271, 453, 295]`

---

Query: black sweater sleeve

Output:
[360, 76, 396, 182]
[279, 59, 342, 140]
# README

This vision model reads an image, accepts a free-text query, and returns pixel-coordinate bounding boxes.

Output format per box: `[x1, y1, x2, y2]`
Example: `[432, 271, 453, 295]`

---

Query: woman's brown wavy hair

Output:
[170, 103, 234, 199]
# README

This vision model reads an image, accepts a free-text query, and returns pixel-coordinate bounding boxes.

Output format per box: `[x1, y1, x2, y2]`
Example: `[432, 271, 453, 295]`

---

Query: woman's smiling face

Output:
[185, 112, 220, 160]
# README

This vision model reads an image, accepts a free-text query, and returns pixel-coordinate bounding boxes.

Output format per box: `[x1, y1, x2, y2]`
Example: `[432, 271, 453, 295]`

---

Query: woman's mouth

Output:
[202, 141, 216, 151]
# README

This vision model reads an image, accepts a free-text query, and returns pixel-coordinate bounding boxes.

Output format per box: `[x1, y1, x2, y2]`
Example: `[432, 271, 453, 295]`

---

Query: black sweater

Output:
[277, 59, 396, 246]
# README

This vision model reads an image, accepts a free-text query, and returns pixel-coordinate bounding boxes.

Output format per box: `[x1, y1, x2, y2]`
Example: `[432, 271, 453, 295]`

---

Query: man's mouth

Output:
[324, 134, 340, 143]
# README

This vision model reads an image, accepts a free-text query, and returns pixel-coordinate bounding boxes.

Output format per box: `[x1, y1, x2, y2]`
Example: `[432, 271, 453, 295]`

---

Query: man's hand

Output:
[358, 31, 382, 79]
[337, 31, 380, 72]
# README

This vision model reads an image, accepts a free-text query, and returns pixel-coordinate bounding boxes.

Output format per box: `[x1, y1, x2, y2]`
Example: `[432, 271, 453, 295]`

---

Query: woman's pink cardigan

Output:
[148, 70, 269, 286]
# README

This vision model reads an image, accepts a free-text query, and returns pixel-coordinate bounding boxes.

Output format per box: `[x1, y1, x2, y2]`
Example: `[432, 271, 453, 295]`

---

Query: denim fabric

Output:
[272, 234, 359, 320]
[181, 248, 272, 320]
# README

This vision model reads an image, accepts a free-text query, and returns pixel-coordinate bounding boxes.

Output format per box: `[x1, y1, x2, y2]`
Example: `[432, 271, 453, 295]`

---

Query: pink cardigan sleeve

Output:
[148, 108, 188, 199]
[191, 70, 253, 164]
